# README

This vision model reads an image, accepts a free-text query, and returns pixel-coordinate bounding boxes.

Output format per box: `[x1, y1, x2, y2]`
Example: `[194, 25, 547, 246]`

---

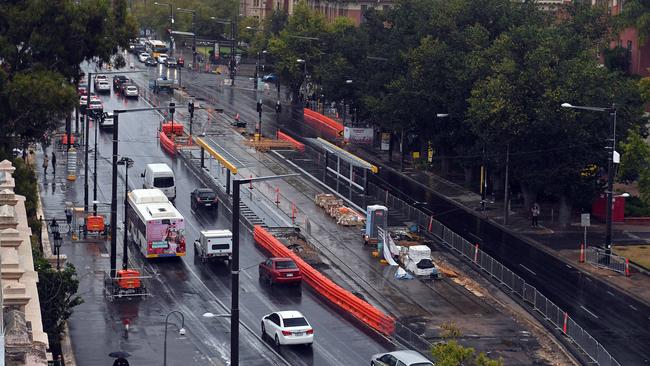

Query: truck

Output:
[194, 230, 232, 264]
[149, 77, 175, 94]
[399, 245, 441, 278]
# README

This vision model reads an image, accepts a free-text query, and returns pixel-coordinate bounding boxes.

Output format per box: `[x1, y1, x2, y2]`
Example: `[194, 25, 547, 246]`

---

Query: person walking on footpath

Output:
[42, 154, 49, 174]
[51, 151, 56, 175]
[531, 203, 540, 228]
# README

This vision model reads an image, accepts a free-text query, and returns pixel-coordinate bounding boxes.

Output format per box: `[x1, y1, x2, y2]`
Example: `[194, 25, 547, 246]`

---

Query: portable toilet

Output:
[364, 205, 388, 245]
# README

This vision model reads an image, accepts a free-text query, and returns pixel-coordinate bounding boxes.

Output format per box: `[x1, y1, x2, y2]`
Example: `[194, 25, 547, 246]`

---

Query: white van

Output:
[141, 163, 176, 201]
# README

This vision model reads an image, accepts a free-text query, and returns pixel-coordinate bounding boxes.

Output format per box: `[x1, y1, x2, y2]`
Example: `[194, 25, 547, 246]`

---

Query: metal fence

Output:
[367, 181, 621, 366]
[586, 246, 630, 276]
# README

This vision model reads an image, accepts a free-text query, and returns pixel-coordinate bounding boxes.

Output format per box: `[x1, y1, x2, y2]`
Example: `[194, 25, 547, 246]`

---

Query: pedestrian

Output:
[65, 206, 73, 225]
[42, 154, 49, 174]
[531, 203, 540, 228]
[51, 151, 56, 175]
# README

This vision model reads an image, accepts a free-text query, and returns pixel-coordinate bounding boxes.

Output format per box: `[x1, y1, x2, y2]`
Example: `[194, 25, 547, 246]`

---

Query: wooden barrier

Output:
[159, 131, 176, 155]
[276, 131, 305, 152]
[303, 108, 343, 136]
[253, 225, 395, 335]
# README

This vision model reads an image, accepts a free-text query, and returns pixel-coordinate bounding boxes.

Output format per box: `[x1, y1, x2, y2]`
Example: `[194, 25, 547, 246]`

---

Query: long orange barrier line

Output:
[277, 131, 305, 152]
[303, 109, 343, 134]
[253, 226, 395, 335]
[159, 131, 176, 155]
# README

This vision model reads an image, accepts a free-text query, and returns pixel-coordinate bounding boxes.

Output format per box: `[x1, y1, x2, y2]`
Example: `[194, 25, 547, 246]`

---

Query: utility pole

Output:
[230, 19, 236, 85]
[503, 143, 510, 226]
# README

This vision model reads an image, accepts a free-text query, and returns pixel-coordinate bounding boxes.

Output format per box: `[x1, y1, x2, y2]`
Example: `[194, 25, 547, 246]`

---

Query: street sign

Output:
[581, 213, 590, 227]
[338, 130, 344, 137]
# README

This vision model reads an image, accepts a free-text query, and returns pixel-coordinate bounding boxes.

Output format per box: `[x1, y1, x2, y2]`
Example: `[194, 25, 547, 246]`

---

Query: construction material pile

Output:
[314, 193, 365, 227]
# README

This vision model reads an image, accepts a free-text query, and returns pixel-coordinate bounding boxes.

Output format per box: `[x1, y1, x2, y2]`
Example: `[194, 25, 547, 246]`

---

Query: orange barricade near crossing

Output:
[276, 131, 305, 152]
[159, 131, 176, 155]
[253, 225, 395, 335]
[303, 108, 343, 136]
[161, 122, 184, 136]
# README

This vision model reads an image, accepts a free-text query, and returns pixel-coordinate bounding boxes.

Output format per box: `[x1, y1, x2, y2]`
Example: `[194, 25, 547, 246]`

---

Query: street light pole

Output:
[117, 157, 134, 270]
[155, 2, 174, 55]
[163, 310, 186, 366]
[110, 113, 119, 278]
[93, 113, 98, 201]
[84, 73, 92, 212]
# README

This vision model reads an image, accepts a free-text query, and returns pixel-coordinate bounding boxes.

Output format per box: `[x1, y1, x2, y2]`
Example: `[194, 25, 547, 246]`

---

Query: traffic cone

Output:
[625, 259, 631, 277]
[579, 243, 585, 263]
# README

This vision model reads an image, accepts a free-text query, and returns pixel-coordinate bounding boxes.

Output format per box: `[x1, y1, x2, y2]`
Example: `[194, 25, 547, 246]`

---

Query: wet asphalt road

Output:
[39, 60, 394, 365]
[169, 63, 650, 365]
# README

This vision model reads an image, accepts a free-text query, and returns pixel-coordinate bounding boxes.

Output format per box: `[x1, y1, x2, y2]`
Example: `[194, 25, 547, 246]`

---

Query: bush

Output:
[624, 196, 650, 217]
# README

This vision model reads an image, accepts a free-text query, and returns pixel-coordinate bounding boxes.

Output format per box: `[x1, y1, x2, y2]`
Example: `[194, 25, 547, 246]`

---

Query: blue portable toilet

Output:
[364, 205, 387, 245]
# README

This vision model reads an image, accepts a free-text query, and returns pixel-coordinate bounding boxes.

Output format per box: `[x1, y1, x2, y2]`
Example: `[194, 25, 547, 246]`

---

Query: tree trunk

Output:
[492, 171, 503, 199]
[558, 195, 572, 228]
[463, 166, 473, 189]
[520, 183, 536, 214]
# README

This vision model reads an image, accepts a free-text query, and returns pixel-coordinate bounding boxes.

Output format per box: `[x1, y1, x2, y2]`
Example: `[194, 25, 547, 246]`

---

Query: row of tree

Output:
[246, 0, 648, 224]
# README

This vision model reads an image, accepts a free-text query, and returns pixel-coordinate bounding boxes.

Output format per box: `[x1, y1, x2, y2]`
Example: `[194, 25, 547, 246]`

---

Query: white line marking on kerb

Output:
[581, 305, 599, 319]
[607, 291, 615, 297]
[629, 305, 638, 311]
[519, 264, 537, 276]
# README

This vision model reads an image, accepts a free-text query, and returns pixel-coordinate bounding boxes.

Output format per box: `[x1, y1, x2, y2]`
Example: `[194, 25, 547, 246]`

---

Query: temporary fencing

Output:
[585, 246, 631, 277]
[366, 181, 621, 366]
[253, 225, 395, 335]
[158, 131, 176, 155]
[303, 108, 343, 137]
[276, 131, 305, 152]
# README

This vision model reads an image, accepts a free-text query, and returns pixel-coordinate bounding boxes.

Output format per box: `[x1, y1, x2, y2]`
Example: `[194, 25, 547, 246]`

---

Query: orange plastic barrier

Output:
[86, 215, 105, 232]
[117, 269, 141, 289]
[159, 131, 176, 155]
[277, 131, 305, 152]
[61, 134, 75, 145]
[253, 225, 395, 335]
[303, 108, 343, 136]
[161, 122, 184, 136]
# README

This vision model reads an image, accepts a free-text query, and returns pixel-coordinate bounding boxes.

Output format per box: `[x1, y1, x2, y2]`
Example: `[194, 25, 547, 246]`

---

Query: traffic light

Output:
[188, 101, 194, 119]
[169, 102, 175, 114]
[257, 99, 263, 113]
[275, 101, 281, 113]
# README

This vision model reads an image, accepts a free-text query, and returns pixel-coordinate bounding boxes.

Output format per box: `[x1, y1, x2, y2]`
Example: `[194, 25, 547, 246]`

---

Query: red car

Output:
[177, 56, 185, 67]
[78, 85, 88, 96]
[259, 257, 302, 286]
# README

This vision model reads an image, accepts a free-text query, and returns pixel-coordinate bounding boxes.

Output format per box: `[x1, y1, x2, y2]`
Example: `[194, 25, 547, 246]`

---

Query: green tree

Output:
[618, 128, 650, 183]
[34, 255, 83, 349]
[616, 0, 650, 43]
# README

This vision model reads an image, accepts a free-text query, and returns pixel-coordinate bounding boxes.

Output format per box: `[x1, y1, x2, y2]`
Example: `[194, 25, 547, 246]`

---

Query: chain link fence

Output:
[367, 181, 621, 366]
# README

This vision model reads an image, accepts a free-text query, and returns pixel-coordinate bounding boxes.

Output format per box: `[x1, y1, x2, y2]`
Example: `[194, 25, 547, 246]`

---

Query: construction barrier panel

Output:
[303, 108, 343, 136]
[277, 131, 305, 152]
[161, 122, 185, 136]
[159, 131, 176, 155]
[253, 225, 395, 335]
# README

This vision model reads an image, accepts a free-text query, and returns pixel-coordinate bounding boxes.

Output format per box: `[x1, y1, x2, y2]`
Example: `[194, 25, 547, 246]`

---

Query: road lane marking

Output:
[629, 305, 638, 311]
[565, 264, 572, 269]
[519, 264, 537, 276]
[581, 305, 599, 319]
[585, 277, 592, 282]
[607, 291, 615, 297]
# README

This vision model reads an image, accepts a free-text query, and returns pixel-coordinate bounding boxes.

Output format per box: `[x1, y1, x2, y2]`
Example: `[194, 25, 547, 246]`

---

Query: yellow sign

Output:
[427, 145, 433, 163]
[412, 151, 420, 159]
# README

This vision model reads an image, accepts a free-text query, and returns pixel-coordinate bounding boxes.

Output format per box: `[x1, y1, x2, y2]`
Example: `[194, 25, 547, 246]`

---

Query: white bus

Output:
[145, 39, 169, 58]
[126, 188, 186, 258]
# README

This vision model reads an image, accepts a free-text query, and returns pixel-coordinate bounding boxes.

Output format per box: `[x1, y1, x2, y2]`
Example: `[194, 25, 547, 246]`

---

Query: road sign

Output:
[338, 130, 344, 137]
[581, 213, 590, 227]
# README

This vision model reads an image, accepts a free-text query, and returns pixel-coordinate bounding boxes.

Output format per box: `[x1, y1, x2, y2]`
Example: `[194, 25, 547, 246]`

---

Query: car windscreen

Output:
[275, 261, 297, 269]
[198, 191, 215, 199]
[282, 317, 308, 327]
[410, 363, 433, 366]
[153, 177, 174, 188]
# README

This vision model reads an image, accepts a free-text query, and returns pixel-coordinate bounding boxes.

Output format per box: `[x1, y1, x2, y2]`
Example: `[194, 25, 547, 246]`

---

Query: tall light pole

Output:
[231, 174, 298, 366]
[176, 7, 197, 68]
[154, 2, 174, 55]
[163, 310, 186, 366]
[211, 17, 236, 85]
[561, 102, 618, 254]
[117, 157, 134, 270]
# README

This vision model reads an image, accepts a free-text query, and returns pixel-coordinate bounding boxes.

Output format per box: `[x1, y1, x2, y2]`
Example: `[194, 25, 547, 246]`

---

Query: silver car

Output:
[124, 85, 139, 98]
[371, 350, 434, 366]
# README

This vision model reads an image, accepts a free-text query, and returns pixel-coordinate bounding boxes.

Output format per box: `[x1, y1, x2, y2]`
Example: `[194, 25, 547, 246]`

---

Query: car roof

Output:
[385, 350, 432, 364]
[193, 188, 214, 193]
[126, 85, 137, 89]
[270, 257, 294, 262]
[275, 310, 305, 319]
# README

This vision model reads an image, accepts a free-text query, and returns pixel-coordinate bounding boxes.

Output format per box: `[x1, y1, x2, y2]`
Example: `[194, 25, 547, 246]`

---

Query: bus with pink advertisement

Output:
[126, 188, 186, 258]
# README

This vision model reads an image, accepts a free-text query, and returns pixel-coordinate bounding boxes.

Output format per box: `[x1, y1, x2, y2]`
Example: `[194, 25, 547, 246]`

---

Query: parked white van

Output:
[141, 163, 176, 201]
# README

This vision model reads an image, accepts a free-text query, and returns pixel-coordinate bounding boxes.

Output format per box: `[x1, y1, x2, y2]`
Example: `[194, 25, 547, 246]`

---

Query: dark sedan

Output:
[190, 188, 218, 211]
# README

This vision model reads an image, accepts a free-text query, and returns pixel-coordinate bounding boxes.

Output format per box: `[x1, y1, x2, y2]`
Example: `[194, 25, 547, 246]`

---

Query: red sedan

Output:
[259, 257, 302, 286]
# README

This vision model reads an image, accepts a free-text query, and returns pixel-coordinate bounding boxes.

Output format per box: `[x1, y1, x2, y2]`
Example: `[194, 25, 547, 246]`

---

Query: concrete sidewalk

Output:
[347, 143, 650, 307]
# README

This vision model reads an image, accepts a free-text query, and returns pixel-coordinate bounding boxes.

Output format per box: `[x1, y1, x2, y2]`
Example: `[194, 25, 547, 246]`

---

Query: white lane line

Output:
[607, 291, 615, 297]
[585, 276, 592, 282]
[629, 304, 638, 311]
[565, 264, 572, 269]
[581, 305, 599, 319]
[519, 264, 537, 276]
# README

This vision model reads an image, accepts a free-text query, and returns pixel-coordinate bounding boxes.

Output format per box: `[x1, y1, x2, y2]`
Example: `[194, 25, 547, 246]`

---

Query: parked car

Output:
[113, 75, 128, 91]
[262, 73, 278, 83]
[94, 74, 108, 84]
[261, 311, 313, 347]
[96, 80, 111, 94]
[371, 350, 434, 366]
[165, 57, 178, 68]
[144, 57, 158, 67]
[177, 56, 185, 67]
[87, 99, 103, 118]
[123, 85, 139, 98]
[138, 52, 150, 62]
[157, 53, 169, 64]
[259, 258, 301, 286]
[190, 188, 218, 211]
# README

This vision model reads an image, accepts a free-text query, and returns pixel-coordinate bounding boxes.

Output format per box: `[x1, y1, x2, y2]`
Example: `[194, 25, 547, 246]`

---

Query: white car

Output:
[100, 112, 114, 129]
[138, 52, 149, 62]
[371, 350, 434, 366]
[157, 53, 169, 64]
[261, 311, 313, 347]
[94, 75, 108, 83]
[124, 85, 139, 98]
[88, 99, 103, 111]
[96, 80, 110, 93]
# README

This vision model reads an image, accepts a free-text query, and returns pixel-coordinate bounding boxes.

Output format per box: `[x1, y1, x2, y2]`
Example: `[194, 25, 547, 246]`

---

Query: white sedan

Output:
[96, 80, 111, 93]
[138, 52, 150, 62]
[261, 311, 313, 347]
[124, 85, 139, 98]
[157, 53, 168, 64]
